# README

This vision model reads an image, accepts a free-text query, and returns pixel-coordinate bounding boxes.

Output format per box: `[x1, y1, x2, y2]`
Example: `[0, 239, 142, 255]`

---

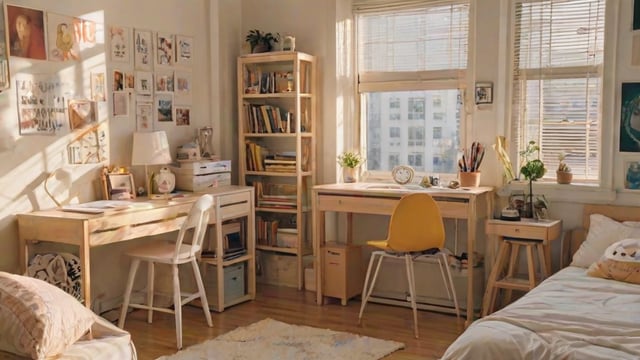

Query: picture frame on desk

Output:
[101, 170, 136, 200]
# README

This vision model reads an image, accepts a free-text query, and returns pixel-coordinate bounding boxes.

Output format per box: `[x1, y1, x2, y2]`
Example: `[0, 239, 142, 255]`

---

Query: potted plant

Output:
[245, 29, 280, 53]
[519, 141, 547, 218]
[556, 152, 573, 184]
[337, 151, 364, 183]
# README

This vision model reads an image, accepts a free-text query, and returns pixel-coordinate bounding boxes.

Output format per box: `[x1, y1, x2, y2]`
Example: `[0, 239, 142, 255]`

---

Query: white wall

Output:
[0, 0, 217, 310]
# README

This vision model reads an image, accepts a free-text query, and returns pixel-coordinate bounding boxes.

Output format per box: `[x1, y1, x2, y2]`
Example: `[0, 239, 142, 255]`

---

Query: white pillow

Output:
[571, 214, 640, 268]
[0, 272, 96, 359]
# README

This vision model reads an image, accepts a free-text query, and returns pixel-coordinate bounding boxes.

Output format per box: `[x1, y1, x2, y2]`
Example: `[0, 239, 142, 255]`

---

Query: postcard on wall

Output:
[16, 75, 66, 135]
[75, 18, 98, 50]
[113, 70, 124, 91]
[112, 91, 129, 117]
[68, 99, 97, 130]
[175, 106, 191, 126]
[155, 93, 173, 123]
[620, 82, 640, 152]
[134, 28, 153, 71]
[135, 71, 153, 96]
[91, 72, 106, 102]
[124, 72, 135, 91]
[175, 35, 193, 66]
[109, 25, 130, 63]
[156, 32, 173, 66]
[46, 12, 80, 61]
[136, 101, 153, 132]
[155, 70, 174, 93]
[174, 70, 192, 104]
[7, 4, 47, 60]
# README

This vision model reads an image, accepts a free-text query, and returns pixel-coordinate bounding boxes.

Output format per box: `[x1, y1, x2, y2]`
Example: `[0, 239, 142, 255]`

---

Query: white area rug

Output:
[157, 318, 404, 360]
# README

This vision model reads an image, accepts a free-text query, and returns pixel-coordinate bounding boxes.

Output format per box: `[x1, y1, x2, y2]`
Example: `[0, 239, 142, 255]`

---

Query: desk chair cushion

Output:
[0, 271, 95, 359]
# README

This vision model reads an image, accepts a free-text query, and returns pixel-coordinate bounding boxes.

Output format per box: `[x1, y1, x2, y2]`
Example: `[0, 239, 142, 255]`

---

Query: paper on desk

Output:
[60, 200, 134, 213]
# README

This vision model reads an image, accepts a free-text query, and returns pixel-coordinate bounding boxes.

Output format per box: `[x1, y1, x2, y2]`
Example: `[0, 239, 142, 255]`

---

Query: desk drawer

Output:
[219, 192, 250, 206]
[317, 195, 395, 215]
[487, 223, 547, 240]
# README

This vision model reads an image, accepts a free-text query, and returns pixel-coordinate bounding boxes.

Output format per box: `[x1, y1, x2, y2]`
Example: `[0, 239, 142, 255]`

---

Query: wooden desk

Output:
[312, 183, 493, 326]
[17, 185, 255, 312]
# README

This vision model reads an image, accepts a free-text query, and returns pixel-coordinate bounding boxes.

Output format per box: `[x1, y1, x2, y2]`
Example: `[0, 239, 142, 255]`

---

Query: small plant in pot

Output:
[556, 152, 573, 184]
[519, 141, 547, 218]
[245, 29, 280, 53]
[338, 151, 365, 183]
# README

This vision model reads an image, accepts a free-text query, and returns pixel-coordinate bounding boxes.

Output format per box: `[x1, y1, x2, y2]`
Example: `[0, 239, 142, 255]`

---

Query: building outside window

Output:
[355, 1, 469, 176]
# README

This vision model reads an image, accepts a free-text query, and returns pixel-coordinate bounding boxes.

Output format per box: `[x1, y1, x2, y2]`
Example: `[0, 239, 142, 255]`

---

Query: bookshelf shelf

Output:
[238, 51, 317, 290]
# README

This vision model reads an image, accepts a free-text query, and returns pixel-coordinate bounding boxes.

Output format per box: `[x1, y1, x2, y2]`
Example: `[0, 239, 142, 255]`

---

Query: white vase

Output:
[154, 167, 175, 194]
[342, 167, 359, 183]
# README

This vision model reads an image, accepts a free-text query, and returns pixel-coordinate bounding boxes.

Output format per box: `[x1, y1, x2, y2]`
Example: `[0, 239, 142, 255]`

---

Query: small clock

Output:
[391, 165, 415, 185]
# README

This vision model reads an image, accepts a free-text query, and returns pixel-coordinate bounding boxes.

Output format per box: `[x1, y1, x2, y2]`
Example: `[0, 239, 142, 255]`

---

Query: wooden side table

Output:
[482, 218, 562, 316]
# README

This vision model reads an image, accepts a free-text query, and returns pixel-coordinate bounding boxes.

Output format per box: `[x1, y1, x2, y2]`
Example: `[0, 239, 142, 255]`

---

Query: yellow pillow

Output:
[587, 238, 640, 285]
[0, 272, 96, 359]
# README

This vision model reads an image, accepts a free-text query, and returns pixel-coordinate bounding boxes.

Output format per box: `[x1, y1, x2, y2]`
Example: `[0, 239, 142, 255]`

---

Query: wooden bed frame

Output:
[564, 204, 640, 266]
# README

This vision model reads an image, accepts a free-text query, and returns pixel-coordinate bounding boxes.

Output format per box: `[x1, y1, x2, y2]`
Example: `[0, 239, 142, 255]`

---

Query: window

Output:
[408, 126, 425, 146]
[408, 98, 425, 120]
[511, 0, 605, 183]
[409, 153, 424, 170]
[433, 127, 442, 140]
[355, 0, 469, 175]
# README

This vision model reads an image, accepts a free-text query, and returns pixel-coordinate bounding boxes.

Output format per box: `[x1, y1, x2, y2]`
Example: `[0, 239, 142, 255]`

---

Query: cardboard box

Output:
[202, 262, 245, 312]
[172, 160, 231, 175]
[257, 251, 312, 288]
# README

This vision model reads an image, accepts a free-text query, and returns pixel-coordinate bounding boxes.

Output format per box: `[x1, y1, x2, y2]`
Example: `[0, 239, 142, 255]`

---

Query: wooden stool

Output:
[482, 238, 548, 316]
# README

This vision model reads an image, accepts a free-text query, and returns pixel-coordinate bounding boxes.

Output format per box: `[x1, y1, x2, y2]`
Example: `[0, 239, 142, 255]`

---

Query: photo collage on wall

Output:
[109, 24, 193, 131]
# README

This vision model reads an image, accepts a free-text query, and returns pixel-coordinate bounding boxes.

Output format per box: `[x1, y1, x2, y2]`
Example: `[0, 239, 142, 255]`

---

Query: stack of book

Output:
[264, 153, 296, 173]
[256, 216, 279, 246]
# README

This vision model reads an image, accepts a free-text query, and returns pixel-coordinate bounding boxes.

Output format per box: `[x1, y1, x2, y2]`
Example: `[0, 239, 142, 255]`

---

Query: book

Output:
[60, 200, 133, 214]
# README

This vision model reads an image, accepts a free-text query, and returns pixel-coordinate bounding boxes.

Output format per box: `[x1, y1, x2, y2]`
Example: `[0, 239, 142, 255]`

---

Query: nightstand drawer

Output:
[486, 223, 548, 240]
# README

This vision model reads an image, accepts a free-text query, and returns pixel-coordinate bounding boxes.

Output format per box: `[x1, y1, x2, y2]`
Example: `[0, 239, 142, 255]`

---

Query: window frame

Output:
[354, 1, 472, 181]
[506, 0, 617, 190]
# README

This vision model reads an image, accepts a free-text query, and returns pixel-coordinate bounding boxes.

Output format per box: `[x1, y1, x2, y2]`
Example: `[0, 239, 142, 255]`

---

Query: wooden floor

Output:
[122, 284, 465, 360]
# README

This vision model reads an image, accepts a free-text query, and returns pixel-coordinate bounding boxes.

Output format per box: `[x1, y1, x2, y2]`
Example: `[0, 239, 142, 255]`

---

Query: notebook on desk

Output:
[60, 200, 134, 214]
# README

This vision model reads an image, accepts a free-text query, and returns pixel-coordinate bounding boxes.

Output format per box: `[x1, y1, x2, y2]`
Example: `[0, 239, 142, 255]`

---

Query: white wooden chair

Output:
[118, 194, 214, 349]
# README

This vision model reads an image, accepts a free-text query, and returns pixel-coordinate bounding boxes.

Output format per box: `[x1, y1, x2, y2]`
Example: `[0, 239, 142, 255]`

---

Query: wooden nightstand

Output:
[482, 218, 562, 316]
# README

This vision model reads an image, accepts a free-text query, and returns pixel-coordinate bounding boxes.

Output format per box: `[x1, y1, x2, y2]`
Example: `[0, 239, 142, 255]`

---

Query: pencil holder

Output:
[459, 171, 481, 187]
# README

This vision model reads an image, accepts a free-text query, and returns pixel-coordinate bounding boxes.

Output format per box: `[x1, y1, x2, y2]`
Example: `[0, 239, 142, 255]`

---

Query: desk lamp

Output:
[131, 131, 173, 197]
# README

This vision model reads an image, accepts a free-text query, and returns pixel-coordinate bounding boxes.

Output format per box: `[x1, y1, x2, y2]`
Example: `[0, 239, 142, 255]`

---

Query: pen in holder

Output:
[458, 142, 485, 187]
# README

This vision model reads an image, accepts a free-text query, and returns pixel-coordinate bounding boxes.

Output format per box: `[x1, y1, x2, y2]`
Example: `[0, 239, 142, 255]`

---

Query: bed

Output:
[441, 204, 640, 360]
[0, 271, 137, 360]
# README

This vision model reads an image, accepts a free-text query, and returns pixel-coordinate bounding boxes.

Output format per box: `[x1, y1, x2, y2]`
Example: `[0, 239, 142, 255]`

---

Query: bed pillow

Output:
[571, 214, 640, 268]
[0, 272, 96, 359]
[587, 238, 640, 284]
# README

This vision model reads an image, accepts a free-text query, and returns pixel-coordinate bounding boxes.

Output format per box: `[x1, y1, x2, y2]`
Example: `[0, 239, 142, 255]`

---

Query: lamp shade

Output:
[131, 131, 172, 166]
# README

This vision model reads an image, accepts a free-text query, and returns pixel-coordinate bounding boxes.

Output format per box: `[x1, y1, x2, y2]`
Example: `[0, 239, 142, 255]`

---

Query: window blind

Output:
[356, 1, 469, 92]
[511, 0, 605, 182]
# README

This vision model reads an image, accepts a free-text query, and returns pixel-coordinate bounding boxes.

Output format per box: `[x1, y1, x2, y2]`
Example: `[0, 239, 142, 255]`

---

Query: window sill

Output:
[501, 180, 616, 204]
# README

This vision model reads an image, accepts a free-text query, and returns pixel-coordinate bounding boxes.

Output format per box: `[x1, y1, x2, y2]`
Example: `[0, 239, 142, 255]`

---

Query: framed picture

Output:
[620, 82, 640, 152]
[68, 99, 97, 130]
[156, 32, 173, 66]
[6, 4, 46, 60]
[175, 34, 193, 66]
[109, 25, 130, 63]
[101, 171, 136, 200]
[475, 82, 493, 104]
[134, 28, 153, 71]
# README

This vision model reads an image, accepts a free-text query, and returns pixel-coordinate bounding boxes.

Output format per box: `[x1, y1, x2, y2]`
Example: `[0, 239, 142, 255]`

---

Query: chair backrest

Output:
[386, 193, 445, 252]
[173, 194, 214, 261]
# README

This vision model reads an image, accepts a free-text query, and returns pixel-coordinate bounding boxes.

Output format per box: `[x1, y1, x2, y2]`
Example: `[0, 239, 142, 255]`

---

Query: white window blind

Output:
[511, 0, 605, 182]
[355, 1, 469, 175]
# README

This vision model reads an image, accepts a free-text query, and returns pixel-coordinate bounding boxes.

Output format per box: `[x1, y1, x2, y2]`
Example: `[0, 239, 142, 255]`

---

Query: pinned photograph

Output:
[109, 25, 130, 63]
[175, 34, 193, 66]
[135, 71, 153, 96]
[7, 5, 46, 60]
[175, 106, 190, 126]
[134, 29, 153, 71]
[91, 72, 106, 102]
[113, 91, 128, 117]
[156, 93, 173, 122]
[47, 12, 80, 61]
[136, 101, 153, 132]
[68, 99, 97, 130]
[156, 32, 173, 66]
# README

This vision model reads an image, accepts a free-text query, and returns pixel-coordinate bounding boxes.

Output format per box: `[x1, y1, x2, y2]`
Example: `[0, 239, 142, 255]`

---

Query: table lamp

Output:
[131, 131, 173, 197]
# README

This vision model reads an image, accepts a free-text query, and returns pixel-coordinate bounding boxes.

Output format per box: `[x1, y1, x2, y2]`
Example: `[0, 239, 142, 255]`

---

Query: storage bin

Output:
[202, 262, 245, 312]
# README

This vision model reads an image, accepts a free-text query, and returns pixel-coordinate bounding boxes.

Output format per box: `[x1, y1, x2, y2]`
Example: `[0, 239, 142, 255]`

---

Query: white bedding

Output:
[442, 266, 640, 360]
[0, 316, 136, 360]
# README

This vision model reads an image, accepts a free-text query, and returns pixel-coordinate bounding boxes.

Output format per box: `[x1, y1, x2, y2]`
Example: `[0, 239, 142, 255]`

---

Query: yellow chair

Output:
[118, 194, 214, 349]
[358, 193, 460, 338]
